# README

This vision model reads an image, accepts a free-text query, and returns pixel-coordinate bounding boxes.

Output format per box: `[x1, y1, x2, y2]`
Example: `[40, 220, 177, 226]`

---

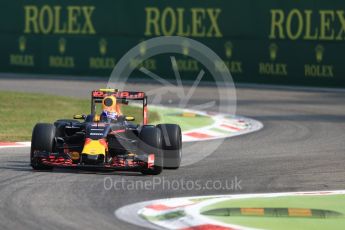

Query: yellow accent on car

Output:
[73, 114, 84, 119]
[125, 116, 135, 121]
[94, 114, 100, 122]
[82, 140, 106, 155]
[70, 152, 80, 160]
[99, 88, 117, 92]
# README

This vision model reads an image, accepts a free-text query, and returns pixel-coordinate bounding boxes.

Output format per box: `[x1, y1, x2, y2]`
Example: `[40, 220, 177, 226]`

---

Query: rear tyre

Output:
[139, 126, 163, 175]
[157, 124, 182, 169]
[30, 123, 56, 170]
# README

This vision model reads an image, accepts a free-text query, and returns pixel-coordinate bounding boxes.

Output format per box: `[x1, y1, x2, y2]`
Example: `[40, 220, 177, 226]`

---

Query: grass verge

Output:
[201, 195, 345, 230]
[150, 107, 214, 131]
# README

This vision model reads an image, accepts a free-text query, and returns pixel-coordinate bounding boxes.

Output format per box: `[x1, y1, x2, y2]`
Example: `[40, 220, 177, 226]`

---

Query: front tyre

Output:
[157, 124, 182, 169]
[139, 126, 163, 175]
[30, 123, 56, 170]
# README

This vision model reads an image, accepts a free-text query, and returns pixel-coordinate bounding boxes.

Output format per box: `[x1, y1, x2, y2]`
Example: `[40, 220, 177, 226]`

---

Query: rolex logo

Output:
[99, 38, 107, 55]
[182, 40, 190, 56]
[19, 36, 26, 52]
[139, 40, 147, 56]
[59, 38, 66, 54]
[224, 41, 233, 58]
[315, 44, 324, 63]
[269, 43, 278, 61]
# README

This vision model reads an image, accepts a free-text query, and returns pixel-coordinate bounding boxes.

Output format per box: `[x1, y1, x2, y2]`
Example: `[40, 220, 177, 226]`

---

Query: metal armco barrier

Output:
[0, 0, 344, 87]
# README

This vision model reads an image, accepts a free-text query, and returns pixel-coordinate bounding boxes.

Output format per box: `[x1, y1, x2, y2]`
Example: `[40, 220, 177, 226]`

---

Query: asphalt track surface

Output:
[0, 76, 344, 230]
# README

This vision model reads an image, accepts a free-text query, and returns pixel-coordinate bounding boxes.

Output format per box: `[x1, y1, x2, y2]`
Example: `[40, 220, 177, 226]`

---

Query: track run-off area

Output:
[117, 190, 345, 230]
[0, 76, 344, 230]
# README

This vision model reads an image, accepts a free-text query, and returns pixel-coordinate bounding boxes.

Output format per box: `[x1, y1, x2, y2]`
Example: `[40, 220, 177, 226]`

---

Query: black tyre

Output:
[139, 126, 163, 175]
[30, 123, 56, 170]
[157, 124, 182, 169]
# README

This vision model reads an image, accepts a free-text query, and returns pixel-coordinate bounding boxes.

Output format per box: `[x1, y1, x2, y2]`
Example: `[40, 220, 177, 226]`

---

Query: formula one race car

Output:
[30, 89, 182, 175]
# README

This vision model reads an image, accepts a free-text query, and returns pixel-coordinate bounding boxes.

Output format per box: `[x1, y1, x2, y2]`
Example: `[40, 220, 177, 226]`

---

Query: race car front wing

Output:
[33, 151, 154, 171]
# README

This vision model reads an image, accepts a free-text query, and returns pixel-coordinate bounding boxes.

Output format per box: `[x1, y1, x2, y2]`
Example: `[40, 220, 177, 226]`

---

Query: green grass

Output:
[201, 195, 345, 230]
[0, 91, 159, 141]
[141, 211, 185, 222]
[150, 107, 214, 131]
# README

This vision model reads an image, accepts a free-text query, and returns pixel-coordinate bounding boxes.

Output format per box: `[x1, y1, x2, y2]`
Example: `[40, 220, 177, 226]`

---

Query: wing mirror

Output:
[125, 116, 135, 121]
[73, 114, 86, 120]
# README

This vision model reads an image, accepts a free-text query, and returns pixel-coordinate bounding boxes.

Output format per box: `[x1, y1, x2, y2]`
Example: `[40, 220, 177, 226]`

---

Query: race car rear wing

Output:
[91, 89, 148, 124]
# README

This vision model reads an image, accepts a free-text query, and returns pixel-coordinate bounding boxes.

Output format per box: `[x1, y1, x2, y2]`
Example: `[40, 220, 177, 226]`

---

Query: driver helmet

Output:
[101, 96, 119, 121]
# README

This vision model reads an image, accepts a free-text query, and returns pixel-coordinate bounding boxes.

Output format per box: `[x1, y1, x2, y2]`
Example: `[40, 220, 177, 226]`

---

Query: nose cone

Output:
[82, 138, 107, 157]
